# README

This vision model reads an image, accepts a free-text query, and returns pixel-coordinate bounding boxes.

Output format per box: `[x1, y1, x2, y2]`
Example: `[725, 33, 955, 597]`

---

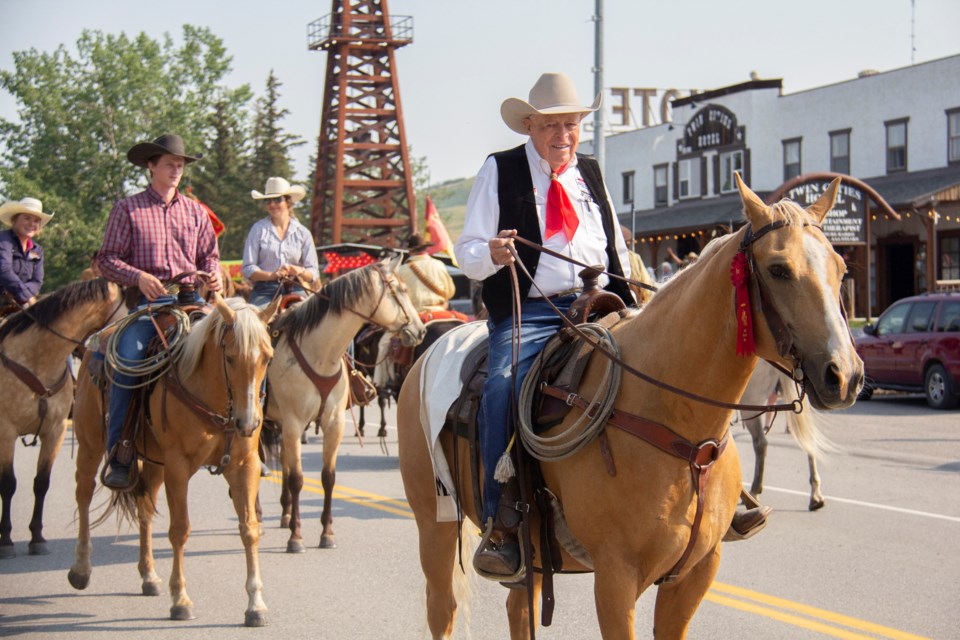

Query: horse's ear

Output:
[258, 295, 282, 325]
[806, 177, 842, 223]
[736, 172, 774, 228]
[213, 292, 236, 325]
[381, 252, 402, 274]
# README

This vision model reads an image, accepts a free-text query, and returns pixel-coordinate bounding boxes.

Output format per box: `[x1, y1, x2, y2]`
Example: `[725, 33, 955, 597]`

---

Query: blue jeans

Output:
[249, 281, 306, 308]
[479, 294, 575, 523]
[104, 293, 201, 460]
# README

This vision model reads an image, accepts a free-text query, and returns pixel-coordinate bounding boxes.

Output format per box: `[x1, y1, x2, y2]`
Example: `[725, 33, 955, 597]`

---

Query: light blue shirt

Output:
[241, 216, 319, 281]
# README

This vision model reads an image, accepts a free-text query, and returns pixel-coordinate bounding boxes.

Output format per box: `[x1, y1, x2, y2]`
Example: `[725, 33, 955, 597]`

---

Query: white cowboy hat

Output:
[0, 197, 54, 228]
[500, 72, 602, 136]
[251, 177, 307, 203]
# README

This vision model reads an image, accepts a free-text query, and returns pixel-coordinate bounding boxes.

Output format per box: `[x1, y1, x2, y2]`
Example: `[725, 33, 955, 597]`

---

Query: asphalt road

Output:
[1, 392, 957, 639]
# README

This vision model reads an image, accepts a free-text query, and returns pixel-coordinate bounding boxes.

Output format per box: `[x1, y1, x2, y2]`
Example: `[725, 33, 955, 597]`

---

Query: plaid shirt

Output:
[98, 186, 219, 287]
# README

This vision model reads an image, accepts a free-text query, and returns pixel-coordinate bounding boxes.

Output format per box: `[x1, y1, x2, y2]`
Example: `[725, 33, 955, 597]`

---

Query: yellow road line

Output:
[266, 474, 929, 640]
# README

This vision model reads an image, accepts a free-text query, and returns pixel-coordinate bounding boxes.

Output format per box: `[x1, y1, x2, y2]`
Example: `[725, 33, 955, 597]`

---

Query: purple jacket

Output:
[0, 228, 44, 303]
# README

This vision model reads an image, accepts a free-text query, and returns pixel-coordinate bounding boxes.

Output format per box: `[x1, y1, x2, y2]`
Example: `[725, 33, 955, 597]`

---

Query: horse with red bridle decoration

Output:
[397, 174, 863, 639]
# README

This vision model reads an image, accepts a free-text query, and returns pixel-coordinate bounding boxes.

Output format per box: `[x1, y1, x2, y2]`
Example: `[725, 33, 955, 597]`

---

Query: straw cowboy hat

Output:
[406, 233, 434, 253]
[500, 72, 602, 136]
[251, 177, 307, 204]
[0, 197, 54, 228]
[127, 134, 203, 167]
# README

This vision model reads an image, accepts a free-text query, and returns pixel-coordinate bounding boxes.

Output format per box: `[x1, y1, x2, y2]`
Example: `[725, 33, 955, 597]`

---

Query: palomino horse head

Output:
[177, 294, 276, 436]
[370, 254, 427, 347]
[735, 173, 864, 409]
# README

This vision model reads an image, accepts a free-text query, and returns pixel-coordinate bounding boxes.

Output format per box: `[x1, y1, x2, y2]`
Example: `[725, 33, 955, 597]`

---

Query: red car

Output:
[855, 292, 960, 409]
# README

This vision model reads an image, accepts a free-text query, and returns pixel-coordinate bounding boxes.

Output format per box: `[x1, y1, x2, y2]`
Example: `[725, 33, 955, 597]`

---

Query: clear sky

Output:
[2, 0, 959, 186]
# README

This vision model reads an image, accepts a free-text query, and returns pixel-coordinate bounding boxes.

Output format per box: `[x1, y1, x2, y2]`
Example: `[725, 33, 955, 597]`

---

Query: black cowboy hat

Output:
[406, 233, 434, 253]
[127, 134, 203, 168]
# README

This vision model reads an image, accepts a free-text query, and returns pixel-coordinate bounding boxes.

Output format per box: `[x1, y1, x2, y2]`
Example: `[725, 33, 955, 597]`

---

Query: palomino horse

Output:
[397, 174, 863, 639]
[68, 295, 278, 627]
[740, 359, 829, 511]
[264, 255, 426, 552]
[0, 278, 124, 558]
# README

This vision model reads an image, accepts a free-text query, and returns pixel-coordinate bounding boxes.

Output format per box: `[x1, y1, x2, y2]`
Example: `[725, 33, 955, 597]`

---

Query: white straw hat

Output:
[500, 72, 602, 135]
[251, 177, 306, 203]
[0, 197, 54, 228]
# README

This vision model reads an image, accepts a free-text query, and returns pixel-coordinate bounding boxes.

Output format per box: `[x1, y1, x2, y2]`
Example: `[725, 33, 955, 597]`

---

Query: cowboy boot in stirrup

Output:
[473, 480, 525, 581]
[724, 489, 773, 542]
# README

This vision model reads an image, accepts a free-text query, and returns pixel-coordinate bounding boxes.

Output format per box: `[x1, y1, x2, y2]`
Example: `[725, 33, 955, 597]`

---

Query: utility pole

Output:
[593, 0, 605, 175]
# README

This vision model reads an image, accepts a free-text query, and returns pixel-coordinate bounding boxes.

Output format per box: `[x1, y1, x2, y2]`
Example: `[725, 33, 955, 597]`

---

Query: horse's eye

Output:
[768, 264, 791, 280]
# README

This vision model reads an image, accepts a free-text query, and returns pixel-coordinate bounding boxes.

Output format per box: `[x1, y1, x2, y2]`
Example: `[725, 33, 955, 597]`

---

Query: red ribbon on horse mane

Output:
[730, 251, 755, 357]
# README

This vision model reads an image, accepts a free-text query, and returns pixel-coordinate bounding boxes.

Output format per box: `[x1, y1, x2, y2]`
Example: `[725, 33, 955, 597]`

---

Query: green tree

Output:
[0, 26, 248, 288]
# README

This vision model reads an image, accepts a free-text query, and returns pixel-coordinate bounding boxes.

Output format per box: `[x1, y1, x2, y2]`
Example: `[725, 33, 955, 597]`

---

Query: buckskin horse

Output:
[68, 294, 277, 627]
[397, 174, 863, 639]
[263, 255, 425, 552]
[0, 278, 124, 559]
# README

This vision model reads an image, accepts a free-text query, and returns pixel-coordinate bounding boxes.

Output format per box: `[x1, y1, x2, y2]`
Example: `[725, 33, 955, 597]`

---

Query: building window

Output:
[942, 236, 959, 280]
[830, 130, 851, 174]
[783, 139, 801, 182]
[678, 159, 700, 199]
[886, 119, 908, 173]
[653, 164, 668, 206]
[948, 109, 960, 164]
[622, 171, 635, 204]
[719, 150, 743, 193]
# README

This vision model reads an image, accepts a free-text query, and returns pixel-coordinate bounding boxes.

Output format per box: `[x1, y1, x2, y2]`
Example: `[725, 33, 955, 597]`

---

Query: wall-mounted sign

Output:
[607, 87, 701, 129]
[678, 104, 743, 154]
[786, 181, 866, 244]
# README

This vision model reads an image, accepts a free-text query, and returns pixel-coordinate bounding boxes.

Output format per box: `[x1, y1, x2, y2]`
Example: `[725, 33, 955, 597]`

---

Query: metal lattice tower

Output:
[308, 0, 416, 247]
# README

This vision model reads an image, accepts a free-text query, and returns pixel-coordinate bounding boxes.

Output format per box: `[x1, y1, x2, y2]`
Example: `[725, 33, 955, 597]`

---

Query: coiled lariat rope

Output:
[103, 305, 191, 389]
[516, 323, 623, 462]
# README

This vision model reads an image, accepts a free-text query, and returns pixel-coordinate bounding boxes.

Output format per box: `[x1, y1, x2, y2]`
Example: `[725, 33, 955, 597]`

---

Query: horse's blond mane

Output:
[177, 298, 270, 379]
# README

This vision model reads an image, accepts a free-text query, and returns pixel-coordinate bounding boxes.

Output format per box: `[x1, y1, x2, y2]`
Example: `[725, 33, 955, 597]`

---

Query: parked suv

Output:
[855, 292, 960, 409]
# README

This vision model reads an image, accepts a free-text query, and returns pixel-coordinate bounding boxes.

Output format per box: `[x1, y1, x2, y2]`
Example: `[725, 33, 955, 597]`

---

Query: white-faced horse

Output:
[264, 256, 426, 552]
[397, 174, 863, 639]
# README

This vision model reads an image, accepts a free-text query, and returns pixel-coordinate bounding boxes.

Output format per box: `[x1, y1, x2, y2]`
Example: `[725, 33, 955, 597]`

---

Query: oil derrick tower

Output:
[308, 0, 416, 247]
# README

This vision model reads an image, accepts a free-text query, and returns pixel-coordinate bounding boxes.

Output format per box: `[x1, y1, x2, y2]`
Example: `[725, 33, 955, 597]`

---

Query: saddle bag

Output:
[346, 357, 378, 407]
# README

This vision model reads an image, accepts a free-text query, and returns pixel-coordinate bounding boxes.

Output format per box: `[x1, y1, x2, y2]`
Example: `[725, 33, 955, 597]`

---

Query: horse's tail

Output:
[778, 372, 837, 458]
[260, 420, 282, 471]
[90, 464, 153, 530]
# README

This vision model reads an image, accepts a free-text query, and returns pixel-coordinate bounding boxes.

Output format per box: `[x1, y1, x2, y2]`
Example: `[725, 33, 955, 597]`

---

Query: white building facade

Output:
[589, 54, 960, 317]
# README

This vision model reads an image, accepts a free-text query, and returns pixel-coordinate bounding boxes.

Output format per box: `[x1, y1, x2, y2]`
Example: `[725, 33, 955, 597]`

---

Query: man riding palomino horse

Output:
[454, 71, 771, 580]
[372, 233, 461, 389]
[97, 133, 222, 489]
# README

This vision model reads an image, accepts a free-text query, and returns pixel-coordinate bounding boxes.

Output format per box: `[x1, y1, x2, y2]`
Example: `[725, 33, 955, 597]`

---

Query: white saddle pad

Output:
[417, 320, 488, 522]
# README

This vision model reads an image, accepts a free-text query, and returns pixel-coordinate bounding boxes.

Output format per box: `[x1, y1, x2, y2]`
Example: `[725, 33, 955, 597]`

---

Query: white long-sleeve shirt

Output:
[454, 139, 630, 299]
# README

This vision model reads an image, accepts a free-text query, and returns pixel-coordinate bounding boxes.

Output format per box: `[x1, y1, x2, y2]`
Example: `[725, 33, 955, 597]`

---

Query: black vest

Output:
[480, 145, 633, 324]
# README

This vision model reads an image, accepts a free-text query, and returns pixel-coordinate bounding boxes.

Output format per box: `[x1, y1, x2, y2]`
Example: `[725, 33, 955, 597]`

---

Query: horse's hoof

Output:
[377, 428, 387, 438]
[809, 499, 826, 511]
[170, 605, 196, 621]
[0, 545, 16, 560]
[67, 568, 90, 590]
[28, 542, 49, 556]
[142, 581, 162, 596]
[286, 539, 306, 554]
[245, 610, 269, 627]
[319, 535, 337, 549]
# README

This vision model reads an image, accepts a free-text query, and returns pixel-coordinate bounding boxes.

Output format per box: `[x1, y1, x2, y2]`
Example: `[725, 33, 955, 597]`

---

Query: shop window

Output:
[948, 109, 960, 164]
[678, 159, 699, 199]
[830, 130, 850, 174]
[653, 164, 668, 206]
[720, 150, 743, 193]
[622, 171, 634, 205]
[886, 119, 908, 173]
[783, 139, 801, 182]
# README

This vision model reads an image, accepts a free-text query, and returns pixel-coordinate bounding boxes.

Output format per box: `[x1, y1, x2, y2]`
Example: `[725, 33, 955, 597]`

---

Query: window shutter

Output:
[673, 162, 679, 200]
[700, 157, 708, 196]
[713, 155, 721, 195]
[744, 149, 752, 185]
